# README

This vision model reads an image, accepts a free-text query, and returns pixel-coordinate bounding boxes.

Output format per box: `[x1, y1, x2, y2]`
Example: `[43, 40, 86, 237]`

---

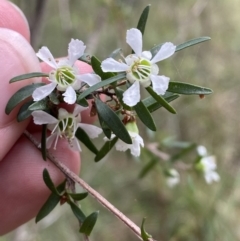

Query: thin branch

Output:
[23, 130, 155, 241]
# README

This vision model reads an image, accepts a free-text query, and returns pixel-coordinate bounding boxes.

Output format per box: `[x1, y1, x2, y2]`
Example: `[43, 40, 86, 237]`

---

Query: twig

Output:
[23, 130, 154, 241]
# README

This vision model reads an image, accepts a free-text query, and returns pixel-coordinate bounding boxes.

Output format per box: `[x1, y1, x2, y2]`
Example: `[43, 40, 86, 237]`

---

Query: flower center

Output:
[131, 58, 151, 80]
[58, 116, 75, 139]
[55, 66, 76, 86]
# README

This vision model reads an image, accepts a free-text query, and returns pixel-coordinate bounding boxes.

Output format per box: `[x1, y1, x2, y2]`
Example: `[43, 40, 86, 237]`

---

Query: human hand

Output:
[0, 0, 93, 235]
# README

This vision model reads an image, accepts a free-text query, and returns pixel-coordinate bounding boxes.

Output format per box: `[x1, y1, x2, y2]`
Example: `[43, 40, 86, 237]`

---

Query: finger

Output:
[0, 0, 30, 41]
[0, 132, 80, 235]
[0, 29, 41, 161]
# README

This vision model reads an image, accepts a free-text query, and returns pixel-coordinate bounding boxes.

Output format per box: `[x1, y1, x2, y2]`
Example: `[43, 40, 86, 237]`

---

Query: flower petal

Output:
[32, 82, 57, 101]
[78, 123, 102, 138]
[71, 138, 82, 152]
[150, 75, 169, 95]
[123, 81, 141, 107]
[101, 58, 128, 72]
[80, 73, 101, 86]
[36, 47, 58, 68]
[126, 28, 142, 57]
[68, 39, 86, 66]
[73, 105, 88, 116]
[142, 51, 152, 60]
[151, 42, 176, 64]
[63, 86, 77, 104]
[46, 133, 58, 149]
[115, 139, 129, 152]
[58, 108, 69, 119]
[32, 110, 58, 125]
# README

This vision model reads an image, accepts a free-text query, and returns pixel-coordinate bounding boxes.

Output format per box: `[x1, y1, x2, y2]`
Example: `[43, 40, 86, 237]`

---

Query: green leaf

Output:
[42, 168, 60, 195]
[136, 5, 150, 35]
[98, 114, 112, 139]
[9, 72, 48, 83]
[76, 97, 89, 107]
[141, 218, 152, 241]
[79, 211, 99, 236]
[41, 124, 47, 161]
[95, 98, 132, 144]
[175, 36, 211, 52]
[68, 192, 88, 201]
[28, 99, 47, 111]
[17, 101, 33, 122]
[138, 158, 158, 178]
[75, 127, 99, 155]
[143, 93, 179, 113]
[146, 87, 176, 114]
[91, 56, 115, 80]
[168, 82, 213, 95]
[150, 36, 211, 57]
[5, 83, 45, 115]
[170, 143, 197, 163]
[79, 53, 92, 64]
[134, 101, 156, 131]
[49, 92, 60, 105]
[69, 201, 86, 223]
[77, 73, 126, 100]
[35, 181, 65, 223]
[94, 137, 118, 162]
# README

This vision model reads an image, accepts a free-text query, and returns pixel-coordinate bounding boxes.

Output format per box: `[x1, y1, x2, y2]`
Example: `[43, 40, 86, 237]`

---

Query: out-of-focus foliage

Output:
[3, 0, 240, 241]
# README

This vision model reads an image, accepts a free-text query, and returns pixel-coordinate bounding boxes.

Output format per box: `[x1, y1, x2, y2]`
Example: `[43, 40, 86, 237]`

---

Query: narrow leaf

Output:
[95, 98, 132, 144]
[28, 99, 47, 111]
[175, 37, 211, 52]
[138, 158, 158, 178]
[68, 192, 88, 201]
[78, 73, 126, 100]
[150, 36, 211, 57]
[17, 101, 33, 122]
[41, 124, 47, 161]
[141, 218, 152, 241]
[143, 94, 179, 113]
[98, 114, 112, 139]
[91, 56, 115, 80]
[95, 137, 118, 162]
[35, 192, 61, 223]
[35, 181, 65, 223]
[134, 101, 156, 131]
[69, 201, 86, 223]
[5, 83, 45, 114]
[42, 168, 60, 195]
[76, 97, 89, 107]
[168, 82, 213, 95]
[75, 127, 98, 155]
[79, 53, 92, 64]
[10, 72, 48, 83]
[146, 87, 176, 114]
[136, 5, 150, 35]
[79, 211, 99, 236]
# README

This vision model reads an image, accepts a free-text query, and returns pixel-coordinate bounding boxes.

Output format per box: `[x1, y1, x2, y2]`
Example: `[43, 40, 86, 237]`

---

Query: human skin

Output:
[0, 0, 93, 235]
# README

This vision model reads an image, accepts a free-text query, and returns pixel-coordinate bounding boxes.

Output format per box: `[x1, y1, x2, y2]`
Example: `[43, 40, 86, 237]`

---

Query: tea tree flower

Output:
[101, 28, 176, 106]
[166, 169, 180, 188]
[104, 121, 144, 156]
[32, 39, 100, 104]
[32, 105, 102, 151]
[196, 155, 220, 184]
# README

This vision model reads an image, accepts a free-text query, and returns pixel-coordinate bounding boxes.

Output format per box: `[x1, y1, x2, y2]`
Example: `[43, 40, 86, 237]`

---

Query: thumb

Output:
[0, 29, 41, 160]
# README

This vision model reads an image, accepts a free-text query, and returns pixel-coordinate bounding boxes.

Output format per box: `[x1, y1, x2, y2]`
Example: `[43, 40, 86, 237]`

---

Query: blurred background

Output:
[2, 0, 240, 240]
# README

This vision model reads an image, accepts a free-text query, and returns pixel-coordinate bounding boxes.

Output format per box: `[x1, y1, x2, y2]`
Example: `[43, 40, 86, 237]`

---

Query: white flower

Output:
[32, 105, 102, 152]
[104, 122, 144, 157]
[197, 145, 208, 157]
[101, 28, 176, 106]
[32, 39, 101, 104]
[166, 169, 180, 188]
[197, 156, 220, 184]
